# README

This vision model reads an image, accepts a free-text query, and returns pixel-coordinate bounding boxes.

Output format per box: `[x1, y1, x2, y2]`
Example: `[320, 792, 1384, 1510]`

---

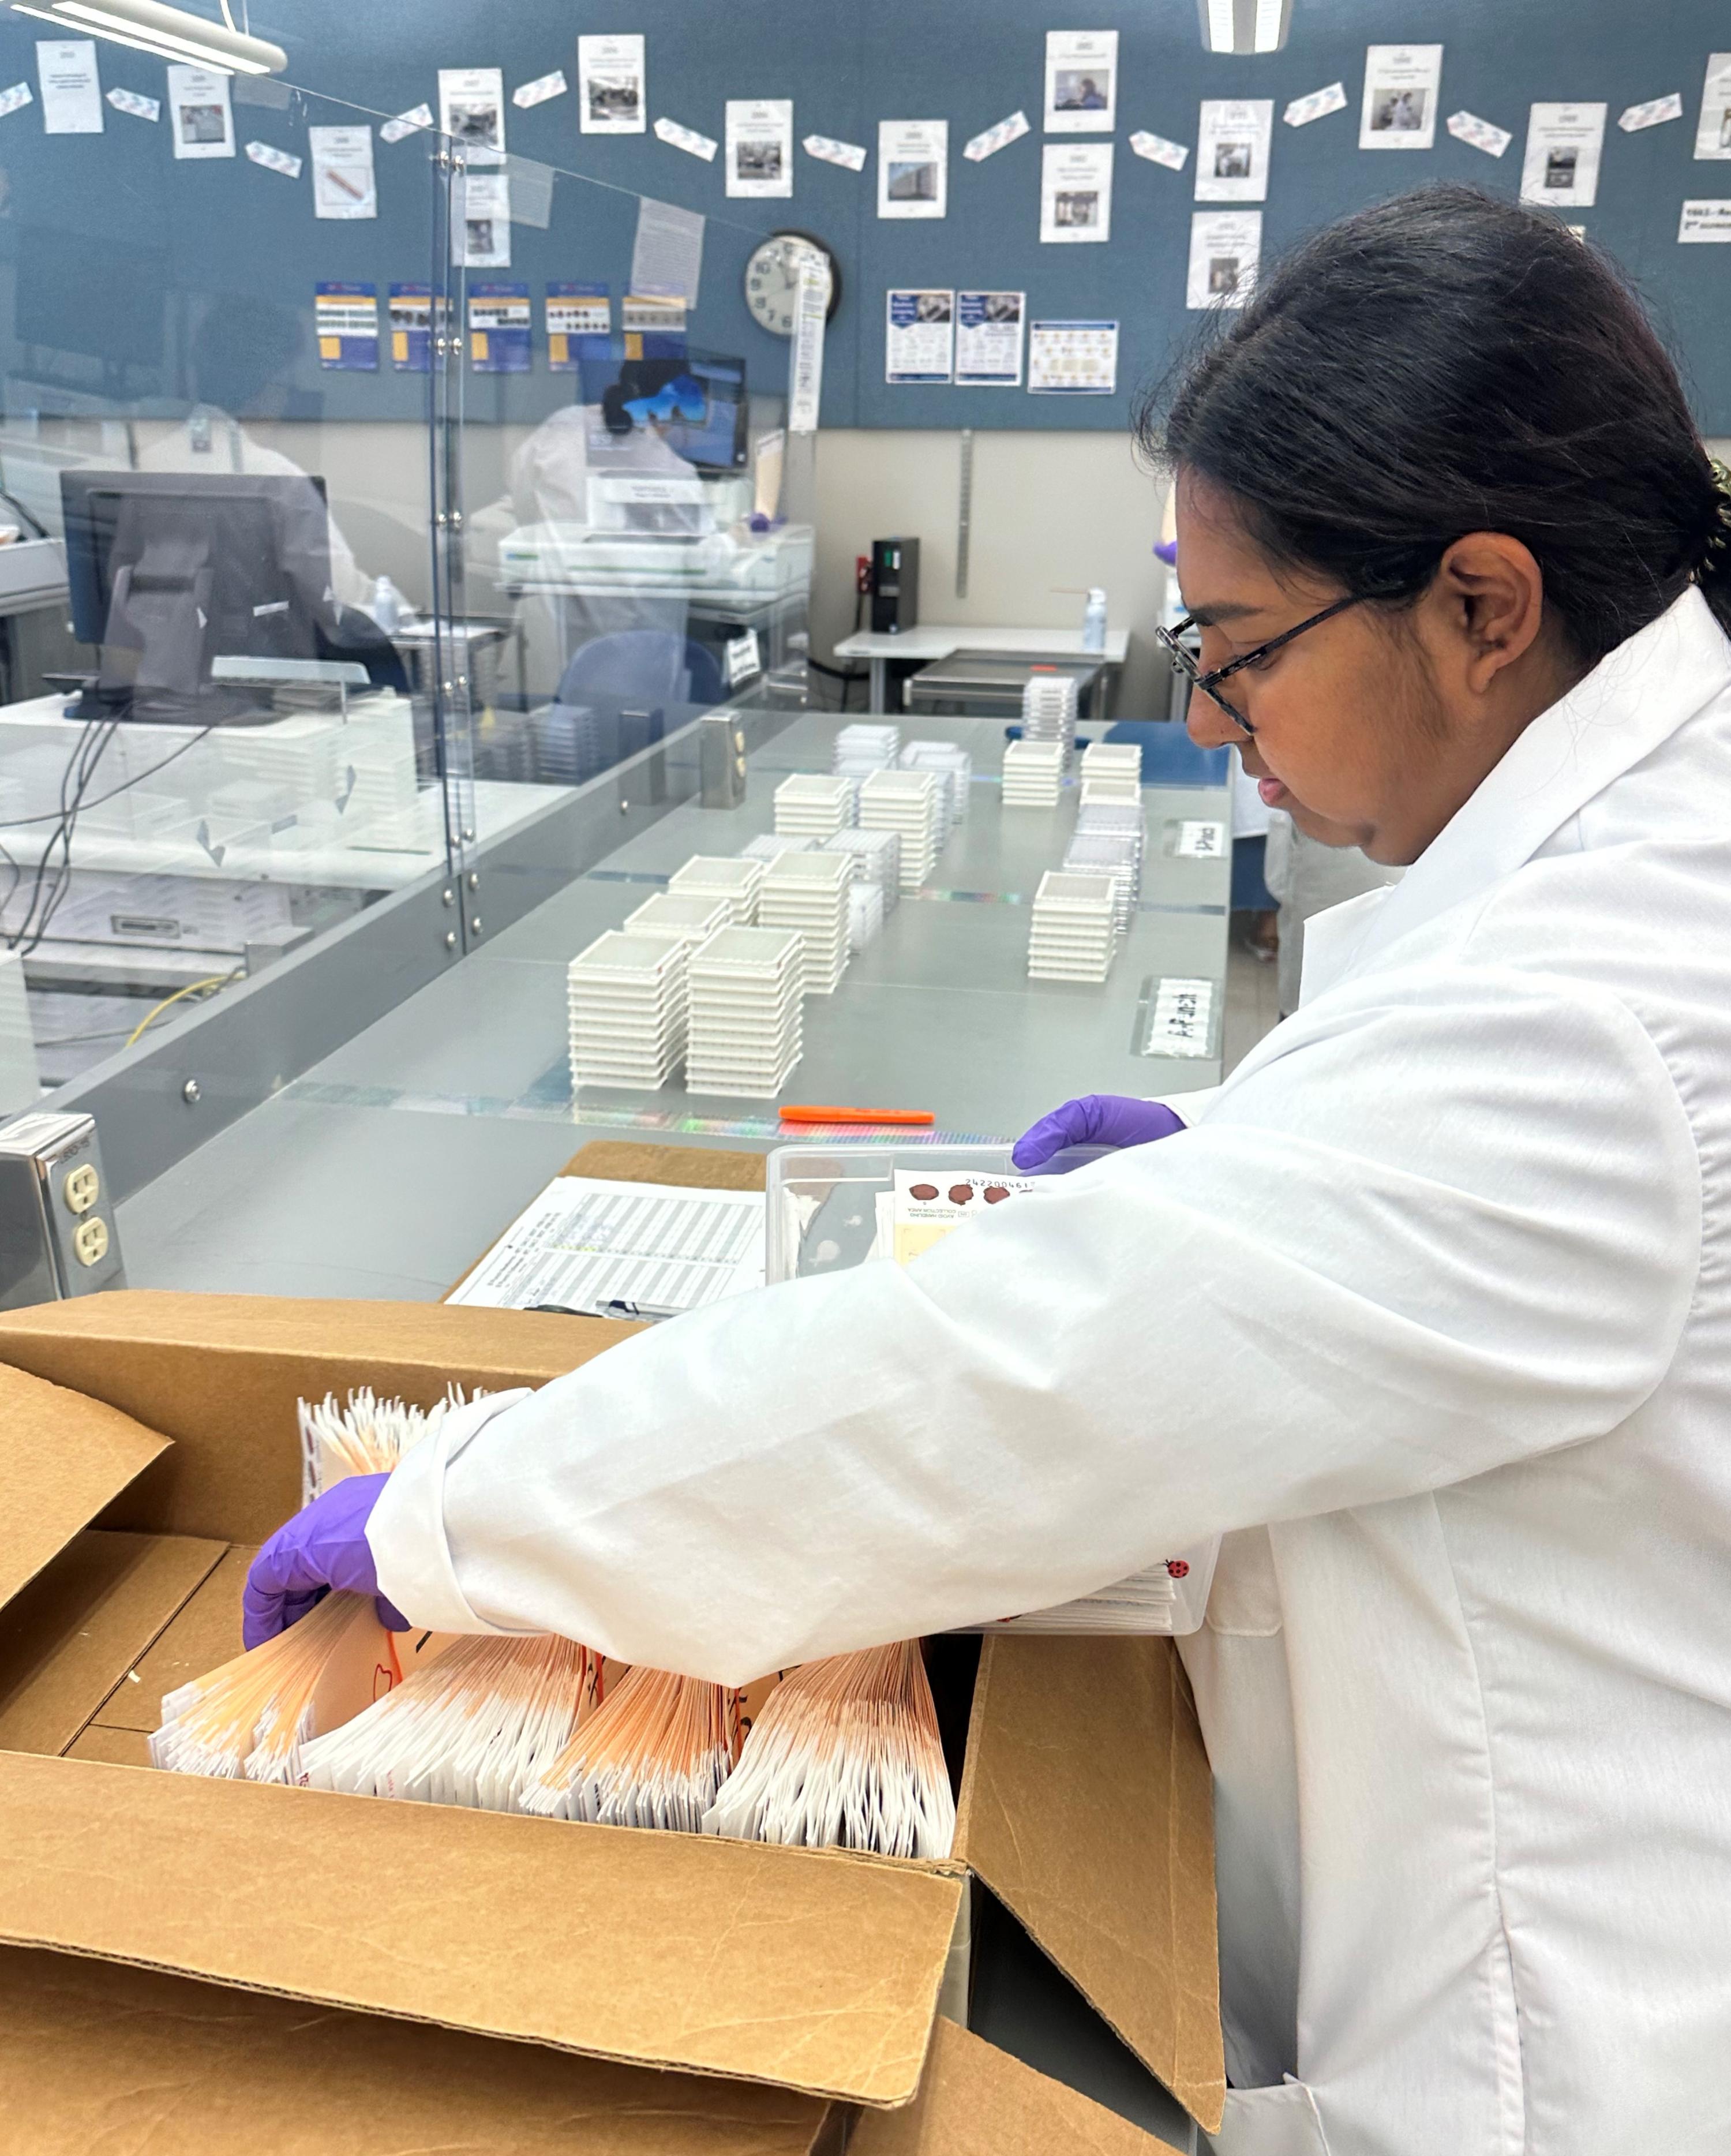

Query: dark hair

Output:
[1143, 185, 1731, 660]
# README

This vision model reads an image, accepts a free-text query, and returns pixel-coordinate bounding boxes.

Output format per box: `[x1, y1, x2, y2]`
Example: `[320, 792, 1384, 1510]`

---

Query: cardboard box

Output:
[0, 1149, 1223, 2148]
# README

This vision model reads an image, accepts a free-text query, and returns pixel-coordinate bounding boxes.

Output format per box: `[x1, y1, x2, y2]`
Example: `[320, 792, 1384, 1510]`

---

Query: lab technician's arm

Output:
[369, 964, 1699, 1685]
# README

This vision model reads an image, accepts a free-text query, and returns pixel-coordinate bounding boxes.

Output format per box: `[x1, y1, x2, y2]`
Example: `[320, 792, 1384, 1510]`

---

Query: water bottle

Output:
[1081, 586, 1107, 653]
[372, 574, 402, 634]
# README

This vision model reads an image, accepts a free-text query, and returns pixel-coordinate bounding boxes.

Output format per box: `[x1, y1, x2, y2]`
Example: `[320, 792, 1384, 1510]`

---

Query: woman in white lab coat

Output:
[248, 188, 1731, 2156]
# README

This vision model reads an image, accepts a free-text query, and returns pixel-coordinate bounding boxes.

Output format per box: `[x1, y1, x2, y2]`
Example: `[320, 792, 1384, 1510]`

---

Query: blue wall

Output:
[3, 0, 1729, 431]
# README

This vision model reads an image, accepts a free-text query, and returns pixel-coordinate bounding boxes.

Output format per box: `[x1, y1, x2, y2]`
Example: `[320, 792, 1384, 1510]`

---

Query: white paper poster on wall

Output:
[956, 291, 1025, 386]
[1520, 104, 1606, 208]
[1679, 199, 1731, 241]
[438, 68, 505, 164]
[1187, 210, 1262, 309]
[454, 170, 511, 267]
[167, 65, 234, 159]
[727, 99, 793, 197]
[36, 41, 101, 134]
[885, 289, 954, 383]
[1044, 31, 1116, 134]
[1693, 55, 1731, 159]
[788, 266, 827, 431]
[1040, 141, 1112, 244]
[578, 36, 644, 134]
[878, 119, 947, 218]
[309, 126, 377, 219]
[1195, 100, 1272, 202]
[1026, 319, 1117, 394]
[1359, 46, 1442, 151]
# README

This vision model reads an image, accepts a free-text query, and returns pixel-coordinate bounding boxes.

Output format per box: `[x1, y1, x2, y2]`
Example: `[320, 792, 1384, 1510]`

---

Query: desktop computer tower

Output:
[869, 537, 920, 635]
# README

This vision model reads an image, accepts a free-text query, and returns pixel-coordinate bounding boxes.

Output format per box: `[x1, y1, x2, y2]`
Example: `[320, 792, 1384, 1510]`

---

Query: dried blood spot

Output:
[947, 1184, 976, 1204]
[909, 1183, 939, 1200]
[982, 1186, 1011, 1204]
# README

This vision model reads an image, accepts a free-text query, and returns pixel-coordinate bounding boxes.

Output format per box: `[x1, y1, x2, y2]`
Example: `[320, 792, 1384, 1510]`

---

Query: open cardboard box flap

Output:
[0, 1145, 1223, 2131]
[0, 1364, 171, 1611]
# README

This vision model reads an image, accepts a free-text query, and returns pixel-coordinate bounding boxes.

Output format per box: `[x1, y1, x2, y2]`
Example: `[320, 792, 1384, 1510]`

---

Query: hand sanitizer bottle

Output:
[1081, 586, 1107, 654]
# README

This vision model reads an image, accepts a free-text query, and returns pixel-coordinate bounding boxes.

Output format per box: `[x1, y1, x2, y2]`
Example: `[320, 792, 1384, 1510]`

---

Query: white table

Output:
[831, 623, 1131, 718]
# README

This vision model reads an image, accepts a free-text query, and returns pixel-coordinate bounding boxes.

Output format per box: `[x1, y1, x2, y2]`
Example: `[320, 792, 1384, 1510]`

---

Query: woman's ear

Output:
[1429, 532, 1546, 692]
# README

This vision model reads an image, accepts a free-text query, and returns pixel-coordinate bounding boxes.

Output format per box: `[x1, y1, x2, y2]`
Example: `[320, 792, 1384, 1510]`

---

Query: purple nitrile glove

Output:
[1011, 1094, 1187, 1171]
[241, 1472, 407, 1651]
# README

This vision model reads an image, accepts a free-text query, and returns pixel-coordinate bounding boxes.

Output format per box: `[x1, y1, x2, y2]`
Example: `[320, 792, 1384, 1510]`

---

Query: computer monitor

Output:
[61, 469, 340, 724]
[578, 349, 749, 474]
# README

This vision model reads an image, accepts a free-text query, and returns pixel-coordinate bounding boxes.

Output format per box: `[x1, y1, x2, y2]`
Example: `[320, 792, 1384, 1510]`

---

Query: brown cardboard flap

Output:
[0, 1754, 962, 2106]
[0, 1944, 833, 2156]
[88, 1543, 253, 1735]
[0, 1292, 640, 1544]
[560, 1141, 769, 1191]
[953, 1637, 1224, 2133]
[62, 1725, 151, 1768]
[0, 1366, 171, 1614]
[850, 2019, 1170, 2156]
[0, 1532, 225, 1758]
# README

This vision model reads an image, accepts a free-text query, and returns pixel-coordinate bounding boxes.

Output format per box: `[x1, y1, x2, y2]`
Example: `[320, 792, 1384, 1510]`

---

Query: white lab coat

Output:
[373, 586, 1731, 2155]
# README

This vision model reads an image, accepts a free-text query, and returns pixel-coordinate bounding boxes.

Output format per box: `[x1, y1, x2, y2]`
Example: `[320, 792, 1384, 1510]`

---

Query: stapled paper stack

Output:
[774, 772, 857, 841]
[823, 825, 901, 916]
[833, 721, 901, 781]
[567, 930, 688, 1090]
[859, 768, 942, 889]
[519, 1663, 736, 1829]
[1026, 869, 1119, 983]
[667, 855, 764, 926]
[684, 923, 805, 1096]
[621, 890, 732, 951]
[1021, 672, 1078, 765]
[757, 849, 854, 996]
[1001, 737, 1066, 807]
[705, 1641, 955, 1859]
[900, 740, 972, 828]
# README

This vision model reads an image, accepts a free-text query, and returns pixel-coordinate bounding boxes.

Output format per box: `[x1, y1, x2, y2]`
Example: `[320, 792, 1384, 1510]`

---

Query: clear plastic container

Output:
[765, 1141, 1220, 1634]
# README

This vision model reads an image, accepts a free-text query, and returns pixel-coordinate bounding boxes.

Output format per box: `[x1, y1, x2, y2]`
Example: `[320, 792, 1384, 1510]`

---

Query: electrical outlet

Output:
[63, 1163, 99, 1215]
[73, 1216, 110, 1267]
[855, 553, 872, 596]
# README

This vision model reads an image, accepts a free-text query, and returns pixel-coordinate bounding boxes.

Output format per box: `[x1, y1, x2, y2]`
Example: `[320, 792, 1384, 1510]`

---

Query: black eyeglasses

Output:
[1153, 594, 1363, 736]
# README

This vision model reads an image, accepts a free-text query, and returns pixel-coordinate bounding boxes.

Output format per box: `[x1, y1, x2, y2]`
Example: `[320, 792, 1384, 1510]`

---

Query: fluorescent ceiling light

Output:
[10, 0, 285, 73]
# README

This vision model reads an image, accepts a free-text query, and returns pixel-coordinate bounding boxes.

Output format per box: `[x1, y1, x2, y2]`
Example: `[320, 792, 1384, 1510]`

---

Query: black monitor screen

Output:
[578, 349, 748, 473]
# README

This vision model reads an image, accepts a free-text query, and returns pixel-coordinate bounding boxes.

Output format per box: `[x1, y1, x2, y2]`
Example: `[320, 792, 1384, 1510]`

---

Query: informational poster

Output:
[1359, 45, 1442, 151]
[1520, 104, 1606, 208]
[654, 116, 715, 160]
[1044, 30, 1116, 133]
[167, 65, 234, 159]
[631, 196, 704, 305]
[438, 67, 505, 164]
[106, 86, 158, 123]
[512, 68, 567, 111]
[804, 132, 865, 170]
[622, 291, 686, 357]
[955, 290, 1025, 386]
[1040, 142, 1112, 244]
[1680, 199, 1731, 241]
[1026, 319, 1117, 395]
[36, 40, 101, 134]
[454, 170, 511, 267]
[389, 284, 432, 372]
[1619, 93, 1681, 134]
[1284, 83, 1347, 129]
[878, 119, 947, 218]
[469, 283, 531, 373]
[964, 111, 1028, 162]
[885, 289, 954, 384]
[309, 125, 376, 219]
[1195, 100, 1273, 202]
[1447, 110, 1511, 157]
[578, 35, 643, 133]
[1694, 55, 1731, 159]
[314, 282, 379, 370]
[380, 102, 432, 145]
[1187, 210, 1262, 309]
[546, 282, 610, 369]
[1130, 130, 1188, 170]
[788, 264, 827, 432]
[726, 98, 793, 197]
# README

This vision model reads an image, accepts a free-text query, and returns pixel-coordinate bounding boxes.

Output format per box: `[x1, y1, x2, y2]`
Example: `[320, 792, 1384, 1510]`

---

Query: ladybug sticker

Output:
[1166, 1559, 1190, 1579]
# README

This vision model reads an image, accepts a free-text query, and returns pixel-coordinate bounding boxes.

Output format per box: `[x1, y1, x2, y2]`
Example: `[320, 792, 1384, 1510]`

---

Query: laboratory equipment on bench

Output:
[868, 537, 920, 635]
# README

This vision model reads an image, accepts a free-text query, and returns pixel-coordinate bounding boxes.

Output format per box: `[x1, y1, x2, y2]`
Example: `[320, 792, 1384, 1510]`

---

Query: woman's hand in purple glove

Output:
[1011, 1094, 1187, 1170]
[241, 1473, 407, 1650]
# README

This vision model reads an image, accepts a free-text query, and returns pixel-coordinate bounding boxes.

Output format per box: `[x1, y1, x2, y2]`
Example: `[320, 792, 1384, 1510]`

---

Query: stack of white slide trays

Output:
[757, 849, 854, 995]
[1026, 871, 1119, 984]
[684, 926, 805, 1097]
[859, 768, 942, 890]
[567, 931, 690, 1089]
